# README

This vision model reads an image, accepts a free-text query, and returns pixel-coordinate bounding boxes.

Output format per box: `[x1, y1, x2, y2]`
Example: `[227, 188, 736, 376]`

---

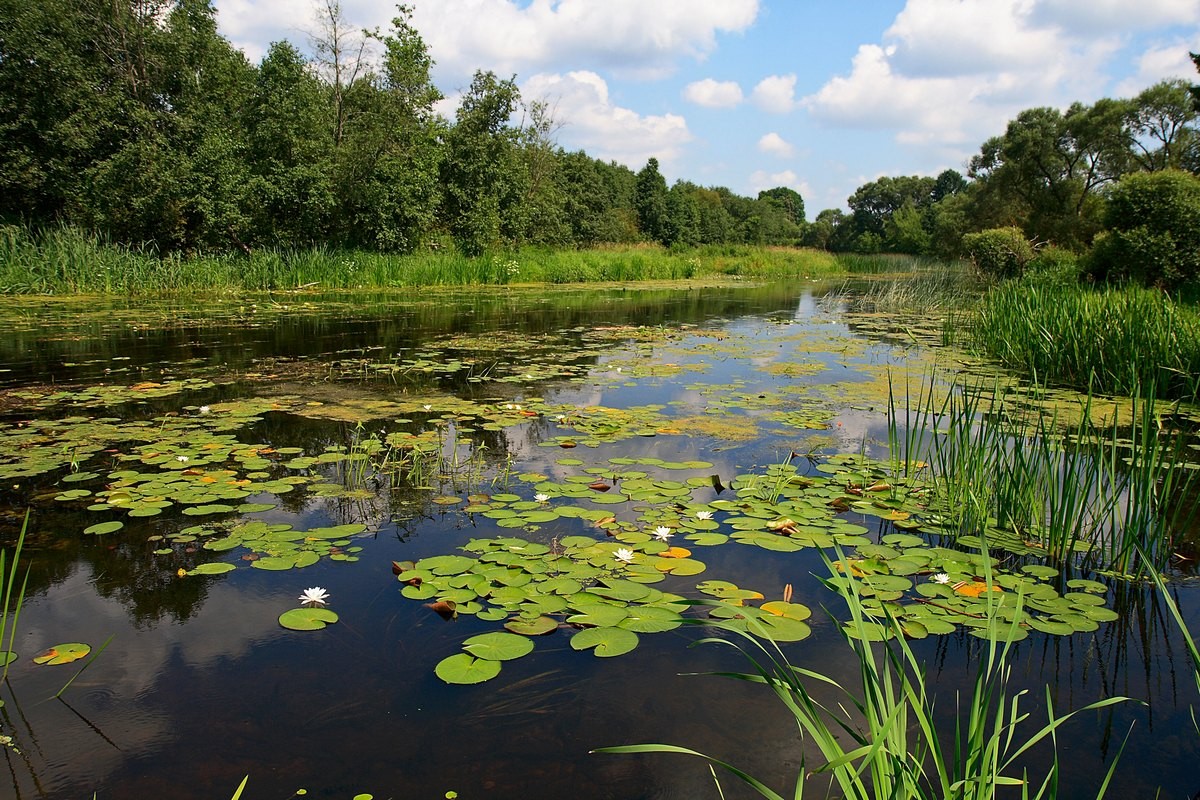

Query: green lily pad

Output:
[504, 615, 559, 636]
[570, 626, 639, 657]
[84, 521, 124, 535]
[435, 653, 502, 684]
[278, 608, 339, 631]
[462, 632, 535, 661]
[187, 562, 236, 576]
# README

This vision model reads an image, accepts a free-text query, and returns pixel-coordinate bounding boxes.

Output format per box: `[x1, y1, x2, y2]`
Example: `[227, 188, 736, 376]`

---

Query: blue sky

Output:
[213, 0, 1200, 213]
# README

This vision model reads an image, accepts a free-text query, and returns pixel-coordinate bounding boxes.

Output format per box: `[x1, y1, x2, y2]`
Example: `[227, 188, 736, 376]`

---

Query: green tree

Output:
[1126, 80, 1199, 172]
[440, 71, 522, 254]
[663, 181, 701, 247]
[757, 186, 806, 225]
[635, 157, 670, 243]
[1087, 169, 1200, 288]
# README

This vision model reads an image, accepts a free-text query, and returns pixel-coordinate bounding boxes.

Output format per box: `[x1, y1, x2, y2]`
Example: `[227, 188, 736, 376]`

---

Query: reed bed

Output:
[0, 225, 862, 295]
[889, 375, 1197, 576]
[970, 282, 1200, 401]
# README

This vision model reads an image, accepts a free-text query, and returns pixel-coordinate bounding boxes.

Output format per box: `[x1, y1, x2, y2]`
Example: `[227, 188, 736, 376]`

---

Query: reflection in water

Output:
[0, 282, 1196, 799]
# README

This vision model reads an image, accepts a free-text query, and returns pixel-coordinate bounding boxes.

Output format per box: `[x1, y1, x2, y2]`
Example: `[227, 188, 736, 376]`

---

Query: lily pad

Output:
[278, 608, 339, 631]
[33, 643, 91, 665]
[435, 653, 502, 684]
[570, 626, 639, 657]
[462, 632, 535, 661]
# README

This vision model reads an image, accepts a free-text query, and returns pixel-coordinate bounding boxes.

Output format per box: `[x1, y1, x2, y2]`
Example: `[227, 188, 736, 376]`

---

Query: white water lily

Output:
[554, 414, 566, 422]
[176, 455, 188, 463]
[931, 573, 951, 584]
[695, 510, 713, 521]
[198, 405, 211, 415]
[422, 404, 432, 411]
[534, 493, 550, 503]
[614, 548, 635, 563]
[299, 587, 330, 606]
[652, 526, 672, 541]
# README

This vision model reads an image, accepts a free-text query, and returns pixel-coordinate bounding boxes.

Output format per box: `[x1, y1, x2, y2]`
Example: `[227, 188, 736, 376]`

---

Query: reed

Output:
[598, 551, 1128, 799]
[0, 511, 31, 682]
[889, 375, 1196, 576]
[970, 282, 1200, 401]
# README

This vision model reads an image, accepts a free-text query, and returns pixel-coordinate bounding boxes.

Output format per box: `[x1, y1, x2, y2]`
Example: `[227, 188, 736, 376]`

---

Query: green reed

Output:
[0, 512, 31, 682]
[598, 550, 1128, 799]
[971, 282, 1200, 401]
[889, 375, 1196, 576]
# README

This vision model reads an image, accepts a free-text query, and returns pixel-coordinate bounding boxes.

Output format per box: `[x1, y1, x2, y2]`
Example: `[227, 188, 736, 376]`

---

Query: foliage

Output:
[961, 227, 1035, 279]
[599, 553, 1129, 800]
[971, 281, 1200, 400]
[1086, 169, 1200, 288]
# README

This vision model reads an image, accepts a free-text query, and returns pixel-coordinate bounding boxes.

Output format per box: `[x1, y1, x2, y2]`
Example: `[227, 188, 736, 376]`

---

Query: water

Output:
[0, 282, 1196, 800]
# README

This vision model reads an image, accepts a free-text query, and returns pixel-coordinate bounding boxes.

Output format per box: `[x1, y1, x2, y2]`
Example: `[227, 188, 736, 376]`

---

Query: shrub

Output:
[961, 227, 1035, 280]
[1023, 245, 1079, 286]
[1087, 169, 1200, 288]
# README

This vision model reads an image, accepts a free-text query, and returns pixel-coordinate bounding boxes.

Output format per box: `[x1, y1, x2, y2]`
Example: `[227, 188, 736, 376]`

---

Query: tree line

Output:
[2, 0, 1197, 269]
[0, 0, 804, 256]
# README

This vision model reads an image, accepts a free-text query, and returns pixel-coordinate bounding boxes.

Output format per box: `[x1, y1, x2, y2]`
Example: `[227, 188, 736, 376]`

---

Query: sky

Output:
[212, 0, 1200, 213]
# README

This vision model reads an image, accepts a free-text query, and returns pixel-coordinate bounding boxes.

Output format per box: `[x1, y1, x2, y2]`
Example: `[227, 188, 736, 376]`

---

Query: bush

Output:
[1087, 169, 1200, 288]
[961, 227, 1035, 280]
[1023, 245, 1079, 286]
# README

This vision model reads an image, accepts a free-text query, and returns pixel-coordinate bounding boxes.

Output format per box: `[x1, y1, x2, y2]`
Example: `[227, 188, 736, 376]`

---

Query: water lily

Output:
[534, 493, 550, 503]
[198, 405, 211, 415]
[931, 573, 951, 584]
[299, 587, 330, 606]
[614, 548, 635, 564]
[554, 414, 566, 422]
[695, 510, 713, 521]
[652, 526, 672, 541]
[176, 455, 188, 463]
[423, 404, 432, 411]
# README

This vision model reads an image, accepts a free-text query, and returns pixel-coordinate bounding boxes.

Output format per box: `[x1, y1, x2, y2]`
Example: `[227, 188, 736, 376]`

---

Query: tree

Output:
[310, 0, 370, 148]
[1087, 169, 1200, 288]
[1126, 80, 1199, 172]
[634, 158, 669, 243]
[440, 71, 521, 254]
[757, 186, 805, 226]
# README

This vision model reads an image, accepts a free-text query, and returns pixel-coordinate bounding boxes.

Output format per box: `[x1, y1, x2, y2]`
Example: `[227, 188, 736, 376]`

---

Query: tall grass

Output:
[0, 225, 858, 295]
[598, 551, 1128, 799]
[888, 375, 1196, 576]
[1, 512, 31, 682]
[970, 282, 1200, 401]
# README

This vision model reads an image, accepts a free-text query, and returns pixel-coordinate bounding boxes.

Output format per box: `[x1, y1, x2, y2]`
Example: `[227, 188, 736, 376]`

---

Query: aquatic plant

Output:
[0, 512, 30, 680]
[597, 551, 1129, 800]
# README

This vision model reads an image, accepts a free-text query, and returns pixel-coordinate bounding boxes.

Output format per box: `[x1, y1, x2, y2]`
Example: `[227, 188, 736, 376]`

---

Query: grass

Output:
[598, 550, 1129, 799]
[887, 375, 1196, 577]
[968, 282, 1200, 401]
[0, 225, 869, 295]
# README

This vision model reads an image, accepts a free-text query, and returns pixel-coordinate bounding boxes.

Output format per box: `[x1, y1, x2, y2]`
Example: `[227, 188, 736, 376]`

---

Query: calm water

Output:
[0, 282, 1196, 800]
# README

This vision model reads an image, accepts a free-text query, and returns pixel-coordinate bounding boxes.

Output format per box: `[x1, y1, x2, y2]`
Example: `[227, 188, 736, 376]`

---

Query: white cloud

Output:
[1114, 36, 1200, 96]
[522, 71, 692, 168]
[683, 78, 744, 108]
[410, 0, 759, 81]
[751, 74, 798, 113]
[1030, 0, 1200, 33]
[747, 169, 809, 197]
[757, 132, 795, 158]
[802, 0, 1139, 159]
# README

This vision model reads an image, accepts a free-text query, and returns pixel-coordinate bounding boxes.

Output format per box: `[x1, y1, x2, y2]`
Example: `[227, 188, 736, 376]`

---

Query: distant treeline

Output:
[2, 1, 1198, 267]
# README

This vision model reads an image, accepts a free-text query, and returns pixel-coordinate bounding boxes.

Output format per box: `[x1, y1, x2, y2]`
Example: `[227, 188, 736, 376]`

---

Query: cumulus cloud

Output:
[802, 0, 1147, 156]
[1114, 36, 1200, 96]
[1030, 0, 1200, 33]
[757, 132, 795, 158]
[522, 71, 692, 167]
[751, 74, 798, 113]
[410, 0, 759, 81]
[683, 78, 744, 108]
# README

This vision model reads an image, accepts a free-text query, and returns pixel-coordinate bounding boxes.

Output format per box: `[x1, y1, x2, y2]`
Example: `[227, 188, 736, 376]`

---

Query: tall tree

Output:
[440, 70, 521, 254]
[634, 158, 669, 243]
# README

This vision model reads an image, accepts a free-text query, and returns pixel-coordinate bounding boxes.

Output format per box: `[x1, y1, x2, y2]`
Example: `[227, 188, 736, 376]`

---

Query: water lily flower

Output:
[652, 526, 672, 541]
[614, 548, 635, 564]
[554, 414, 566, 422]
[695, 510, 713, 521]
[299, 587, 330, 606]
[931, 573, 951, 584]
[198, 405, 211, 415]
[423, 404, 432, 411]
[534, 493, 550, 503]
[176, 455, 188, 463]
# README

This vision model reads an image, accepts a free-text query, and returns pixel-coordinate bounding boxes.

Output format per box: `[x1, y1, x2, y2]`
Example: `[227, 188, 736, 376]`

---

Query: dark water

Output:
[0, 282, 1196, 800]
